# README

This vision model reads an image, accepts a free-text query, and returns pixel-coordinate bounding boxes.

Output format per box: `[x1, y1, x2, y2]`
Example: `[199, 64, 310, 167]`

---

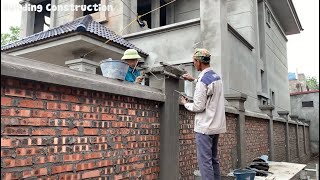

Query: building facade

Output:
[2, 0, 303, 117]
[291, 91, 319, 155]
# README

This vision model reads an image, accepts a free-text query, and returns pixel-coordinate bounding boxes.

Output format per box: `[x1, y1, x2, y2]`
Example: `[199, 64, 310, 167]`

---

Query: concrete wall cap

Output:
[225, 93, 248, 101]
[278, 111, 290, 116]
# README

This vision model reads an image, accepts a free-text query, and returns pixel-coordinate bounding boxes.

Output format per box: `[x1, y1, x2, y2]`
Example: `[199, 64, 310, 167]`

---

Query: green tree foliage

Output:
[1, 26, 20, 46]
[306, 76, 319, 90]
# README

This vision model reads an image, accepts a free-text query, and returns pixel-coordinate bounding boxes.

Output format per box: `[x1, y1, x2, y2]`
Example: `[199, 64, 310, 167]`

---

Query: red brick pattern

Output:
[245, 117, 269, 165]
[298, 126, 305, 156]
[218, 113, 238, 175]
[273, 121, 286, 162]
[1, 76, 313, 179]
[1, 76, 161, 180]
[289, 124, 299, 162]
[179, 107, 197, 179]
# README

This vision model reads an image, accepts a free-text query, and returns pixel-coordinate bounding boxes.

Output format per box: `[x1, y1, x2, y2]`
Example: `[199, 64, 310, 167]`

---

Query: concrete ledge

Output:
[124, 18, 200, 39]
[227, 24, 254, 51]
[288, 120, 298, 124]
[245, 110, 270, 120]
[1, 54, 165, 102]
[274, 117, 286, 123]
[225, 106, 240, 115]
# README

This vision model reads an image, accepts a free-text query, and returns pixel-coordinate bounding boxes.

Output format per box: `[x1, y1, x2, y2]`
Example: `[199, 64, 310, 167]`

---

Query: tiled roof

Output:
[1, 15, 148, 55]
[290, 90, 319, 96]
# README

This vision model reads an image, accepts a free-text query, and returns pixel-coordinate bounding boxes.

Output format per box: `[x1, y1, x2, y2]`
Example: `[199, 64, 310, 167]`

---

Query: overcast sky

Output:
[1, 0, 319, 80]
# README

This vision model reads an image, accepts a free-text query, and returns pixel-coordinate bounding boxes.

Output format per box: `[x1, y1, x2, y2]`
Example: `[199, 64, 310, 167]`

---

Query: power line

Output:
[120, 0, 138, 17]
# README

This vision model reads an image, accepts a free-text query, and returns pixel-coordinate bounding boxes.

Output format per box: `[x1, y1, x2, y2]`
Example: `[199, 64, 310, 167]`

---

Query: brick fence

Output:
[1, 76, 312, 179]
[1, 53, 310, 180]
[1, 76, 162, 180]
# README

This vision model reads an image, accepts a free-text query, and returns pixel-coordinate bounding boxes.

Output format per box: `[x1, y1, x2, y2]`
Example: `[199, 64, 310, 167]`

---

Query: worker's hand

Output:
[182, 73, 195, 82]
[135, 76, 144, 84]
[180, 96, 187, 105]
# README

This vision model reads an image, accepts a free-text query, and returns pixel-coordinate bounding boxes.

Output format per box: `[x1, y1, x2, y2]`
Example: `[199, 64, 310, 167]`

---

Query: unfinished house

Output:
[1, 0, 313, 179]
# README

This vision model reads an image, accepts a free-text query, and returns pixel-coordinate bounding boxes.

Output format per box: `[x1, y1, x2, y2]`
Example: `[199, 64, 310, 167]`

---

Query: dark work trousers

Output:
[195, 133, 220, 180]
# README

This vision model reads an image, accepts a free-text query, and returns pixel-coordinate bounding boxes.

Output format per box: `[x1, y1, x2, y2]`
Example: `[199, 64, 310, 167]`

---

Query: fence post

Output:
[225, 93, 247, 168]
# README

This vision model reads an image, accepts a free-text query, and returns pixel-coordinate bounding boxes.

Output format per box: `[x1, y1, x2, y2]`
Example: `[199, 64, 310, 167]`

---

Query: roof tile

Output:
[1, 15, 148, 55]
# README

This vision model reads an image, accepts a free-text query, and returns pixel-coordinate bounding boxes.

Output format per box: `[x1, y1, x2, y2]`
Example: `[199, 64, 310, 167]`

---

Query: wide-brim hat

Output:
[121, 49, 142, 60]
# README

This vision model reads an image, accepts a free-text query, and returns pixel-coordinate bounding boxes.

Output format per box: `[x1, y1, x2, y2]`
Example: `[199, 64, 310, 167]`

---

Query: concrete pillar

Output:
[151, 0, 160, 28]
[20, 0, 35, 37]
[298, 117, 305, 159]
[278, 111, 290, 162]
[300, 118, 308, 155]
[260, 105, 275, 160]
[305, 119, 311, 154]
[290, 115, 300, 161]
[166, 3, 175, 25]
[149, 72, 180, 180]
[50, 0, 58, 28]
[200, 0, 228, 77]
[225, 93, 247, 168]
[70, 0, 84, 21]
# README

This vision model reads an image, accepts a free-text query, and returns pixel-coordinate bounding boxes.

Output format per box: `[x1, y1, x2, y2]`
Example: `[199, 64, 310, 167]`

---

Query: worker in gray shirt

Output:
[181, 48, 227, 180]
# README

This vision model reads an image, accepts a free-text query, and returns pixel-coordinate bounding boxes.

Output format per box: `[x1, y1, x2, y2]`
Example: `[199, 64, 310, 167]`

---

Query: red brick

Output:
[4, 78, 20, 87]
[1, 97, 12, 106]
[128, 156, 139, 163]
[83, 128, 97, 135]
[63, 154, 82, 161]
[32, 110, 57, 118]
[84, 152, 103, 160]
[58, 174, 79, 180]
[1, 149, 14, 157]
[2, 108, 31, 117]
[113, 136, 122, 142]
[82, 170, 100, 179]
[1, 138, 11, 147]
[61, 128, 78, 135]
[71, 104, 91, 112]
[47, 102, 69, 110]
[128, 109, 136, 115]
[3, 172, 21, 180]
[16, 147, 42, 156]
[112, 122, 127, 128]
[83, 113, 99, 120]
[76, 162, 96, 171]
[97, 160, 113, 167]
[47, 155, 59, 163]
[36, 91, 60, 100]
[3, 157, 33, 167]
[5, 88, 32, 98]
[114, 174, 124, 180]
[51, 164, 73, 174]
[3, 127, 29, 135]
[61, 95, 79, 103]
[20, 118, 48, 126]
[18, 99, 44, 108]
[60, 112, 80, 118]
[101, 114, 117, 121]
[32, 128, 55, 136]
[23, 168, 47, 178]
[34, 156, 46, 164]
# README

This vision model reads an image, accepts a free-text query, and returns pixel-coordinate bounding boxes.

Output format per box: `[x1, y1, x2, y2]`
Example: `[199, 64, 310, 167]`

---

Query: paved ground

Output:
[301, 156, 319, 180]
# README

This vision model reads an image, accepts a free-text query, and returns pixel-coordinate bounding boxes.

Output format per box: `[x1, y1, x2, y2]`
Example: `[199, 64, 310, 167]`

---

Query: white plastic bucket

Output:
[99, 59, 129, 81]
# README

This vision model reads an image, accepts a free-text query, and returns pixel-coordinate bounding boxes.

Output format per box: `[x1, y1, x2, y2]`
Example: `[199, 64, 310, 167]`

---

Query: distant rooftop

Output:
[290, 90, 319, 96]
[288, 72, 297, 80]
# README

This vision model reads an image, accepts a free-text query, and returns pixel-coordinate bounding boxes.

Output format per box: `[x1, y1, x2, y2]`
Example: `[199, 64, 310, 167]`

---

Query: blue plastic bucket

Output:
[233, 169, 256, 180]
[99, 59, 129, 81]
